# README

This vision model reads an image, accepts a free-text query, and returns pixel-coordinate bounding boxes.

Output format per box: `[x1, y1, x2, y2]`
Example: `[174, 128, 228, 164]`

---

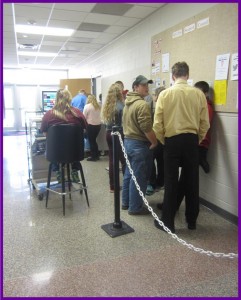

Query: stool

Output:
[45, 124, 89, 215]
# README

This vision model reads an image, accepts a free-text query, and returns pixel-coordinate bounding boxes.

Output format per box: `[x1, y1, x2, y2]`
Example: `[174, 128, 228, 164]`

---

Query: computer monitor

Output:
[42, 91, 57, 112]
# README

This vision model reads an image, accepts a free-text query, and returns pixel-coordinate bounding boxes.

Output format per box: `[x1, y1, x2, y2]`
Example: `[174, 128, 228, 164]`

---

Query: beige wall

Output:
[65, 3, 239, 215]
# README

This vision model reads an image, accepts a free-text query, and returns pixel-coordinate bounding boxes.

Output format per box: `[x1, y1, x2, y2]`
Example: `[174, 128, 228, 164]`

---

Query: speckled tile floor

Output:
[3, 136, 238, 297]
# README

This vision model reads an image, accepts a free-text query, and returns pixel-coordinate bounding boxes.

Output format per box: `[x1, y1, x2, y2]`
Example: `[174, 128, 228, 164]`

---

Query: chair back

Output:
[46, 124, 84, 163]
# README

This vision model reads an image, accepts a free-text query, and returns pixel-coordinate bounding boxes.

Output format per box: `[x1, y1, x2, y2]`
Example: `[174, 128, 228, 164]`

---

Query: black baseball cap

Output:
[132, 75, 153, 87]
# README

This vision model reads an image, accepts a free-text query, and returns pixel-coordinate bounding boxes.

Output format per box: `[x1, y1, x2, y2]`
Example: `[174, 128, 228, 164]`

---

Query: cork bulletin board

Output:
[60, 78, 91, 98]
[151, 4, 238, 112]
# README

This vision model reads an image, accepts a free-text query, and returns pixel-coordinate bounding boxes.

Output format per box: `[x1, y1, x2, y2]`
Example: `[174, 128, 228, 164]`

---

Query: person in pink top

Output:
[83, 95, 102, 161]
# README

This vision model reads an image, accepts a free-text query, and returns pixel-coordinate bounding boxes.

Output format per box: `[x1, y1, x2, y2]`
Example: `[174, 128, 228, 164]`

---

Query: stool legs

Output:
[61, 163, 65, 216]
[46, 163, 52, 208]
[67, 164, 71, 200]
[45, 162, 89, 215]
[79, 163, 89, 207]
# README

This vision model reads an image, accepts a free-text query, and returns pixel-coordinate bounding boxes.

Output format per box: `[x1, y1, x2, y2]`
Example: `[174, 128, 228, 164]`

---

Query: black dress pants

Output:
[161, 134, 199, 230]
[87, 124, 101, 159]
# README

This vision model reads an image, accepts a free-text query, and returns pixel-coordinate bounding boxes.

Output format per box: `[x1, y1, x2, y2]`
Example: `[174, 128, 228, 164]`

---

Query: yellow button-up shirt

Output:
[153, 79, 210, 144]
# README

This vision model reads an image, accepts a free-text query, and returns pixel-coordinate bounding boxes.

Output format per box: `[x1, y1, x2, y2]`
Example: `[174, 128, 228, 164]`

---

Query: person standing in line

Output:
[153, 62, 209, 232]
[40, 89, 87, 183]
[194, 81, 214, 173]
[115, 80, 129, 100]
[102, 83, 126, 193]
[83, 94, 102, 161]
[146, 86, 165, 195]
[71, 89, 87, 112]
[122, 75, 157, 215]
[174, 80, 214, 212]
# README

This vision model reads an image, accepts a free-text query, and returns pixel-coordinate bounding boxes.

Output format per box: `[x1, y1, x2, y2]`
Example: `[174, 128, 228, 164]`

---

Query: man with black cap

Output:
[122, 75, 158, 215]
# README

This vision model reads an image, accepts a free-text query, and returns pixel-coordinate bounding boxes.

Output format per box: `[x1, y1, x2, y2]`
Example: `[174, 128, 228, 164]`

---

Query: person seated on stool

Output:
[40, 89, 87, 183]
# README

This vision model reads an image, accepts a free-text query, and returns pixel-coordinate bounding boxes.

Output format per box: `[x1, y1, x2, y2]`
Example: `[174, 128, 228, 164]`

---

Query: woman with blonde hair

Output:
[83, 94, 102, 161]
[102, 83, 126, 193]
[41, 89, 87, 183]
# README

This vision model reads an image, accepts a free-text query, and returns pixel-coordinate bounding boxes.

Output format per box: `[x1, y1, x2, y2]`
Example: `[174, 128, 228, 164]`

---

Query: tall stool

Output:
[45, 124, 89, 215]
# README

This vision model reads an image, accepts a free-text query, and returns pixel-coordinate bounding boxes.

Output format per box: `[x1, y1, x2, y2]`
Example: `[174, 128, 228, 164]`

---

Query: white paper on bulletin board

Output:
[215, 53, 230, 80]
[231, 53, 238, 81]
[162, 53, 169, 73]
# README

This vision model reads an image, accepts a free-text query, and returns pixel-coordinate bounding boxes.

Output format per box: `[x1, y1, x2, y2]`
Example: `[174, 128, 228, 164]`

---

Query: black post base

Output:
[101, 221, 134, 238]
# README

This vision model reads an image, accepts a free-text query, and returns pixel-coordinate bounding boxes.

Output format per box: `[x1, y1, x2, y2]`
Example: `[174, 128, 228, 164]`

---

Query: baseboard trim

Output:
[200, 197, 238, 226]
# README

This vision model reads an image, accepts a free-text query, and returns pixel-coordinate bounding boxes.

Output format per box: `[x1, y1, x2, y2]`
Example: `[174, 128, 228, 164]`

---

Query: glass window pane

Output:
[19, 87, 37, 110]
[3, 110, 14, 127]
[4, 87, 14, 108]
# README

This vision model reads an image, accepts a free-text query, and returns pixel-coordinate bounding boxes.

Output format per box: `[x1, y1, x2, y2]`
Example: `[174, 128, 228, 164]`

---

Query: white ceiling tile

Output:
[114, 16, 141, 27]
[42, 41, 66, 47]
[3, 3, 165, 70]
[15, 16, 47, 27]
[54, 3, 96, 12]
[36, 57, 56, 64]
[72, 31, 100, 39]
[51, 9, 87, 22]
[3, 24, 14, 32]
[3, 15, 14, 25]
[128, 3, 165, 8]
[48, 20, 80, 30]
[14, 4, 52, 19]
[3, 4, 13, 16]
[39, 45, 62, 53]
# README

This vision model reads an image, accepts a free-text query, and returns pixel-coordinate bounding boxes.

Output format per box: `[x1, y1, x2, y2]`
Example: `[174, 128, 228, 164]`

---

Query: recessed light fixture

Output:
[18, 51, 57, 57]
[27, 20, 37, 25]
[15, 25, 74, 37]
[18, 43, 39, 50]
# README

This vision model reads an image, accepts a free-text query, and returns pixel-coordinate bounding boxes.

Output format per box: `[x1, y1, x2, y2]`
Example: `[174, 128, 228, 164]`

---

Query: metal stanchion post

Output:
[101, 126, 134, 237]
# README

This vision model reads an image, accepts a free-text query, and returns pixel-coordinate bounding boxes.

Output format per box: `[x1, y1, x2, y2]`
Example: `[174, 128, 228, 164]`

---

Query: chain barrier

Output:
[112, 131, 238, 259]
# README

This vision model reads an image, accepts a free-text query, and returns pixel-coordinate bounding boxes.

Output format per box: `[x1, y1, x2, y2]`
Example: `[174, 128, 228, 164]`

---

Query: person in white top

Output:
[83, 95, 102, 161]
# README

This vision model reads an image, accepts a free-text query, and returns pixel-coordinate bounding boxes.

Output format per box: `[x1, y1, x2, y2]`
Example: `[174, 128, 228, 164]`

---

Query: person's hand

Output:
[149, 141, 158, 149]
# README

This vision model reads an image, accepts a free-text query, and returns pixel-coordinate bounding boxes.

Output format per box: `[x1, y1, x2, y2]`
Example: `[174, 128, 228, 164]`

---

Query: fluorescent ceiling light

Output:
[15, 25, 74, 36]
[18, 51, 57, 57]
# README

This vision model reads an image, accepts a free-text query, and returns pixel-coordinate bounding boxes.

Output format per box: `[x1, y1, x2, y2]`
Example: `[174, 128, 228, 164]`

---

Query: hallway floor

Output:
[3, 135, 238, 297]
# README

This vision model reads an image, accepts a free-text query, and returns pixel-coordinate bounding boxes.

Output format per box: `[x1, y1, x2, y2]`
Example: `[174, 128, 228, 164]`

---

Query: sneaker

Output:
[146, 184, 154, 196]
[122, 205, 129, 210]
[71, 170, 80, 183]
[55, 170, 62, 183]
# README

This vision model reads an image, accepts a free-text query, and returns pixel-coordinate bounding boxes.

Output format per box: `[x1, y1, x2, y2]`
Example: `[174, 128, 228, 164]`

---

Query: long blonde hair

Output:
[102, 84, 123, 123]
[52, 89, 78, 120]
[86, 94, 101, 110]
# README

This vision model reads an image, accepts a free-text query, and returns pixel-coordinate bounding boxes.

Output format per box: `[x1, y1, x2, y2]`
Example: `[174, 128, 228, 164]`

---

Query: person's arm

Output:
[153, 95, 165, 144]
[199, 97, 210, 143]
[145, 130, 158, 149]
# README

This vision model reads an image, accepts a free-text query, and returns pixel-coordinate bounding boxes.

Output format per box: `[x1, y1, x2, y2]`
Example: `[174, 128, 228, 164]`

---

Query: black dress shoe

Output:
[156, 203, 163, 210]
[188, 223, 196, 230]
[154, 219, 175, 233]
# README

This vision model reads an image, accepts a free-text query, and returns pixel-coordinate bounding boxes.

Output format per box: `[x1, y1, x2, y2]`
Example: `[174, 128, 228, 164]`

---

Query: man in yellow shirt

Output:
[153, 62, 209, 233]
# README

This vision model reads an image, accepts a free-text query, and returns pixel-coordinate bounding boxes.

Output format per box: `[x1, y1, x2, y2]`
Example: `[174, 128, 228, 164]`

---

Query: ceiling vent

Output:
[18, 43, 39, 50]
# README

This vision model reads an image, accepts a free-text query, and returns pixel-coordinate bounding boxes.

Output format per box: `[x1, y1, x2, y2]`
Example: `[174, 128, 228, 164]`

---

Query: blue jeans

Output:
[122, 139, 153, 213]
